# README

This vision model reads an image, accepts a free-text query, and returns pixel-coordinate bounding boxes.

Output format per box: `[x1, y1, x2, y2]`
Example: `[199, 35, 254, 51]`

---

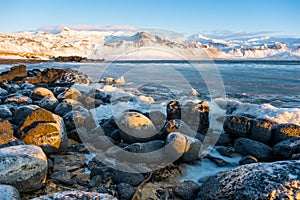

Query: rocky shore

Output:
[0, 64, 299, 200]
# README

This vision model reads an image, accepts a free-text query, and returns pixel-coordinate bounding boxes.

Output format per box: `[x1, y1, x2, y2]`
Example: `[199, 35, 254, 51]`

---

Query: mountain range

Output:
[0, 25, 299, 60]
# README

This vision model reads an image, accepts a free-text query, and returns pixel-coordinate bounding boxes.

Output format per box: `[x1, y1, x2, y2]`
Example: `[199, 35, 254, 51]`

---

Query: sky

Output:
[1, 0, 300, 36]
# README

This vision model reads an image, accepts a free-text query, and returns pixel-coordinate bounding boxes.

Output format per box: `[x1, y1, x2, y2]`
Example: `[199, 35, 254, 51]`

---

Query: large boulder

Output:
[0, 145, 47, 192]
[273, 123, 300, 143]
[0, 65, 27, 83]
[31, 191, 116, 200]
[19, 108, 68, 154]
[117, 112, 157, 143]
[0, 184, 21, 200]
[198, 160, 300, 200]
[233, 137, 273, 161]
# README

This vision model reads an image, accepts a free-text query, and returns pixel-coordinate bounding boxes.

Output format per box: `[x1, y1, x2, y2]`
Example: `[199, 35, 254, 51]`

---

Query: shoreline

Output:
[1, 58, 300, 65]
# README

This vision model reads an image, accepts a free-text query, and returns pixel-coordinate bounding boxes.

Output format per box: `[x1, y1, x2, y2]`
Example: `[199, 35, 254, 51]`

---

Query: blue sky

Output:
[1, 0, 300, 36]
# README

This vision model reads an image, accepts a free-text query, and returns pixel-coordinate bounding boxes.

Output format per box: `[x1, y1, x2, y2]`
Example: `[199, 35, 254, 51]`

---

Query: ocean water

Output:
[2, 60, 299, 108]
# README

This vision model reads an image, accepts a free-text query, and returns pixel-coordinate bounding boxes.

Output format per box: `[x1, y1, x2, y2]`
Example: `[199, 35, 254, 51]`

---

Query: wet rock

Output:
[31, 87, 54, 101]
[273, 138, 300, 160]
[0, 184, 21, 200]
[273, 123, 300, 143]
[249, 119, 275, 144]
[239, 155, 258, 165]
[198, 160, 300, 200]
[118, 112, 157, 143]
[100, 117, 119, 136]
[13, 104, 39, 125]
[0, 65, 27, 83]
[0, 105, 13, 119]
[174, 180, 200, 200]
[167, 100, 181, 120]
[31, 191, 116, 200]
[39, 95, 59, 111]
[166, 132, 202, 162]
[207, 156, 230, 167]
[117, 182, 135, 200]
[0, 145, 47, 192]
[19, 108, 68, 154]
[216, 146, 241, 158]
[233, 137, 273, 161]
[223, 115, 251, 137]
[54, 99, 82, 116]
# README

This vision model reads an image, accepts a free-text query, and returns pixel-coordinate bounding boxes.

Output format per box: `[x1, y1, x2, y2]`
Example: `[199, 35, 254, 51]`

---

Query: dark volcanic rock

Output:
[233, 137, 273, 161]
[13, 104, 39, 125]
[198, 160, 300, 200]
[223, 115, 251, 137]
[54, 99, 82, 116]
[167, 100, 181, 120]
[116, 182, 135, 200]
[249, 119, 275, 144]
[39, 95, 59, 111]
[174, 180, 200, 200]
[273, 138, 300, 160]
[273, 123, 300, 143]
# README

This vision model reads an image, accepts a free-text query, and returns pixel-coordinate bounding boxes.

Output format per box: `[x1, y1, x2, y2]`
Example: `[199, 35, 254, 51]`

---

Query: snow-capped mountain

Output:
[0, 26, 299, 60]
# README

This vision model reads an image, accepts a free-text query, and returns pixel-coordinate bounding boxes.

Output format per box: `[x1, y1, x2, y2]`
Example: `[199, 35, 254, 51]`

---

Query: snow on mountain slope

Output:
[0, 28, 228, 60]
[189, 33, 300, 59]
[0, 26, 299, 60]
